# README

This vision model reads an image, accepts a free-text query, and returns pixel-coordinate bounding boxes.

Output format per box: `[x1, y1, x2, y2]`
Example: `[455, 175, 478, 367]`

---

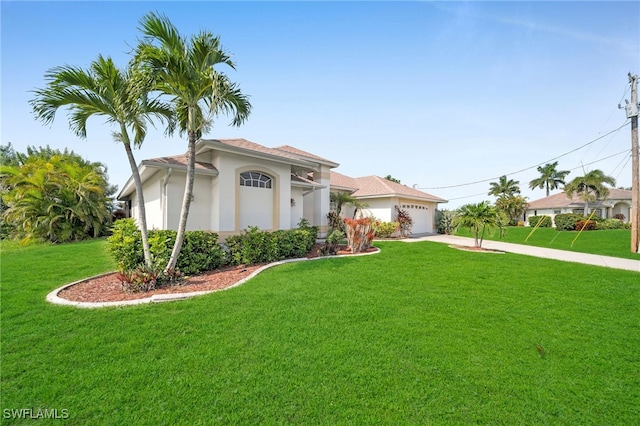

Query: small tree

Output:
[453, 201, 505, 248]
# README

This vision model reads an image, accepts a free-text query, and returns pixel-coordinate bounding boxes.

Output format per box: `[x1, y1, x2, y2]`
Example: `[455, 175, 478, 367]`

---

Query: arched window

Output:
[240, 171, 272, 189]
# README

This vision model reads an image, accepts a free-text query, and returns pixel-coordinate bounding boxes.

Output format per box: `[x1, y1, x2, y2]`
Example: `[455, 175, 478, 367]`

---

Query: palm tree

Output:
[488, 175, 520, 198]
[30, 56, 174, 266]
[135, 12, 251, 272]
[528, 162, 570, 197]
[330, 191, 356, 216]
[564, 169, 616, 217]
[453, 201, 505, 248]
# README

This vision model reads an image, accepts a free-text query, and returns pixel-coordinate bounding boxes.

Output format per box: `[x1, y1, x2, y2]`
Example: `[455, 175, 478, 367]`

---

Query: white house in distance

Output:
[117, 138, 447, 239]
[525, 188, 632, 226]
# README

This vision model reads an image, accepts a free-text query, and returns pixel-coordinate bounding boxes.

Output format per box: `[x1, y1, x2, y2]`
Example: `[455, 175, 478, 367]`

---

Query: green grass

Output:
[1, 239, 639, 424]
[454, 226, 640, 260]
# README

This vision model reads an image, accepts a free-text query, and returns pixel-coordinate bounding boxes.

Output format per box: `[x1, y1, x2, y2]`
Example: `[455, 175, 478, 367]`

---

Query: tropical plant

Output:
[528, 162, 570, 197]
[453, 201, 506, 248]
[343, 217, 375, 253]
[135, 12, 251, 272]
[495, 194, 528, 225]
[488, 175, 520, 198]
[394, 206, 413, 237]
[30, 55, 174, 266]
[384, 174, 401, 183]
[564, 169, 616, 217]
[436, 209, 456, 235]
[1, 147, 113, 243]
[330, 191, 357, 216]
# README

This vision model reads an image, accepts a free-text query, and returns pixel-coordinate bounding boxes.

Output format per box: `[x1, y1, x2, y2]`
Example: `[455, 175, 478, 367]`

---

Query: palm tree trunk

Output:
[165, 129, 197, 272]
[122, 131, 152, 268]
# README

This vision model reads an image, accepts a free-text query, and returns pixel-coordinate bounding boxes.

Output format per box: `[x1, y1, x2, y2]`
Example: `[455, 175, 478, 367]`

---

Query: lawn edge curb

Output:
[46, 247, 381, 309]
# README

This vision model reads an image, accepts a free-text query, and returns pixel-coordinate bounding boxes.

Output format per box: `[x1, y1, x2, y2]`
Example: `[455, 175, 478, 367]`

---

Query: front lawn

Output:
[454, 226, 640, 260]
[1, 239, 638, 424]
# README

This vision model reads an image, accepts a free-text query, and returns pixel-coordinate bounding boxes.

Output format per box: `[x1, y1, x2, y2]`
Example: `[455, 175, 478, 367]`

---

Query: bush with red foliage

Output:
[576, 219, 597, 231]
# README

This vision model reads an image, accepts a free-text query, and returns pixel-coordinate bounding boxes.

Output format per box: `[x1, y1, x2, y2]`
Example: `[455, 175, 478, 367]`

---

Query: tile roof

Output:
[526, 188, 632, 209]
[200, 138, 338, 167]
[330, 171, 359, 191]
[330, 172, 447, 203]
[274, 145, 338, 166]
[143, 155, 218, 173]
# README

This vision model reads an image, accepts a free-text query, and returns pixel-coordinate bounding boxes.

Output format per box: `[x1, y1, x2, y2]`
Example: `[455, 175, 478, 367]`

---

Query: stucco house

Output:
[525, 188, 632, 226]
[117, 138, 447, 238]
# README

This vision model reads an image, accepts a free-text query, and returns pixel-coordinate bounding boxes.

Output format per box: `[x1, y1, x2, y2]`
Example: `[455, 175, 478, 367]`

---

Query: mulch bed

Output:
[57, 244, 378, 303]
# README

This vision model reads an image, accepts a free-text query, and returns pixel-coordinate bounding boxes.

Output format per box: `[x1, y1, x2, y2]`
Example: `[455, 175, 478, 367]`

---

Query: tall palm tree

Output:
[453, 201, 506, 248]
[30, 56, 174, 266]
[135, 12, 251, 272]
[529, 162, 570, 197]
[564, 169, 616, 217]
[488, 175, 520, 198]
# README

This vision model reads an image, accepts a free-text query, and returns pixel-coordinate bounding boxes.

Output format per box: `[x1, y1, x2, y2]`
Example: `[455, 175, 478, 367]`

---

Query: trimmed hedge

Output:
[554, 213, 585, 231]
[225, 225, 318, 265]
[527, 215, 552, 228]
[596, 218, 628, 230]
[107, 219, 225, 275]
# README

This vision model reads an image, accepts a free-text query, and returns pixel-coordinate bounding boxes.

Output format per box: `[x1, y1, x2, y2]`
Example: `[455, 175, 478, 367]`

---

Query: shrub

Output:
[394, 206, 413, 237]
[178, 231, 226, 274]
[528, 215, 552, 228]
[576, 220, 597, 231]
[596, 218, 625, 230]
[554, 213, 584, 231]
[318, 229, 344, 256]
[373, 221, 399, 238]
[613, 213, 626, 221]
[436, 209, 455, 235]
[226, 223, 317, 266]
[107, 219, 225, 275]
[106, 219, 143, 272]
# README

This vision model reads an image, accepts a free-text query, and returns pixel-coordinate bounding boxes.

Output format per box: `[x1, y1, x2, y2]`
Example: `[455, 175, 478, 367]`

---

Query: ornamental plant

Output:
[343, 217, 375, 253]
[373, 221, 399, 238]
[394, 206, 413, 237]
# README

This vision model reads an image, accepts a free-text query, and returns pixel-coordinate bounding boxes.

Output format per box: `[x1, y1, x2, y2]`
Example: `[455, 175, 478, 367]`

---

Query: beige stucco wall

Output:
[213, 151, 292, 233]
[290, 187, 304, 228]
[138, 170, 163, 230]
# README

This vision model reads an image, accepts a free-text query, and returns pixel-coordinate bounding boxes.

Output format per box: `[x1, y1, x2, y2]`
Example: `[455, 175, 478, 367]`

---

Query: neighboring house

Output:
[330, 171, 448, 234]
[525, 188, 632, 225]
[118, 138, 447, 238]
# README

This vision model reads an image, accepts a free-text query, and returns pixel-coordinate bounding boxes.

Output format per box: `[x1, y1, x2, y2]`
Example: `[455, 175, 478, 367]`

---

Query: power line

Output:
[440, 149, 629, 203]
[419, 121, 630, 190]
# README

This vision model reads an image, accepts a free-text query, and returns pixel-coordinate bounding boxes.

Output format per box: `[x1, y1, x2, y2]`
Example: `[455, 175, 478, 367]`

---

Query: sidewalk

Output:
[405, 234, 640, 273]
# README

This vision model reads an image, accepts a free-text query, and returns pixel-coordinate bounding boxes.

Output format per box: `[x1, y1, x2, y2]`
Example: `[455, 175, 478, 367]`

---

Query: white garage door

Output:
[400, 203, 431, 234]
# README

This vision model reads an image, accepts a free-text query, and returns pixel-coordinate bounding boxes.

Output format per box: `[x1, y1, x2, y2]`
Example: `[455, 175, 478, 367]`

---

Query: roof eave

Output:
[198, 139, 319, 169]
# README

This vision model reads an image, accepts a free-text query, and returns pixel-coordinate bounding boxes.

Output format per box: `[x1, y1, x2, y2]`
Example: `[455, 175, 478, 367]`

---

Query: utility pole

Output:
[627, 73, 639, 253]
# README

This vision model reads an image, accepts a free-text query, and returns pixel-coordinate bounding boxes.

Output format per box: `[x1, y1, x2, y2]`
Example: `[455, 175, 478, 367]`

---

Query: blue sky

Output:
[2, 1, 638, 208]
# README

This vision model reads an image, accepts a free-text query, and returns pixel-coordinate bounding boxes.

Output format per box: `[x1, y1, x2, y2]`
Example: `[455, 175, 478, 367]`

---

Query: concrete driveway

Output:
[405, 234, 640, 273]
